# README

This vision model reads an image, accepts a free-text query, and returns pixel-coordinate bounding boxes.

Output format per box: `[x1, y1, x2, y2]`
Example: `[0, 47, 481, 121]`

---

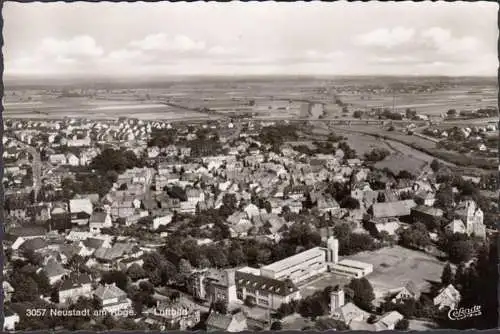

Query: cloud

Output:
[420, 27, 480, 54]
[368, 55, 422, 65]
[38, 35, 104, 58]
[5, 35, 104, 75]
[355, 27, 415, 48]
[129, 33, 206, 53]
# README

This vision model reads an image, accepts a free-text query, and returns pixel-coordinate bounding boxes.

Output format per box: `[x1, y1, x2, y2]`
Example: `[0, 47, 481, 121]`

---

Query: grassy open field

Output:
[338, 132, 396, 156]
[346, 246, 445, 299]
[300, 272, 351, 298]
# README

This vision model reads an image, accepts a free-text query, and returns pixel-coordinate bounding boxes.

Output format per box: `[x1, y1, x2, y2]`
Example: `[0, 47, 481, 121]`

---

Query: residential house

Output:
[415, 190, 436, 206]
[411, 205, 444, 225]
[4, 307, 20, 331]
[151, 300, 201, 330]
[110, 199, 136, 219]
[188, 269, 238, 305]
[367, 218, 401, 237]
[433, 284, 461, 310]
[374, 311, 405, 330]
[445, 219, 467, 235]
[206, 311, 248, 332]
[58, 274, 93, 304]
[42, 258, 69, 285]
[66, 153, 80, 166]
[69, 198, 93, 225]
[93, 283, 132, 313]
[49, 154, 67, 165]
[89, 212, 113, 234]
[389, 281, 421, 303]
[371, 200, 417, 220]
[27, 204, 51, 223]
[3, 281, 14, 302]
[153, 212, 174, 230]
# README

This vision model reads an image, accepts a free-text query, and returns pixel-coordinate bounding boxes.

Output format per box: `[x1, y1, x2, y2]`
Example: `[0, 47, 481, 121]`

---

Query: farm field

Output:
[346, 246, 446, 299]
[374, 154, 429, 175]
[339, 87, 497, 116]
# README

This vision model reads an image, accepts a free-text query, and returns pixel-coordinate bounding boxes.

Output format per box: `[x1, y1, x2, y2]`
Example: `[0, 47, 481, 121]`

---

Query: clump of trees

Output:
[147, 129, 177, 148]
[90, 148, 143, 174]
[347, 277, 375, 311]
[364, 148, 391, 162]
[334, 223, 377, 256]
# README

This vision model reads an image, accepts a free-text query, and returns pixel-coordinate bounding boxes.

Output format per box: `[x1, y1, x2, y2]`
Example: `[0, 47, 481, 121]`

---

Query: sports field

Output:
[347, 246, 445, 298]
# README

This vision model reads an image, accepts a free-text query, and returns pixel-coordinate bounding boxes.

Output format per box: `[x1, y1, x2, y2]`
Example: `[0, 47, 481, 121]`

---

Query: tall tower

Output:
[327, 236, 339, 264]
[330, 286, 345, 316]
[225, 269, 237, 304]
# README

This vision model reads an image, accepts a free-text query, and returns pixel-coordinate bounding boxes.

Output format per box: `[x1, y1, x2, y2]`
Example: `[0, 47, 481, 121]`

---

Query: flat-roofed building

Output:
[260, 247, 328, 284]
[329, 259, 373, 279]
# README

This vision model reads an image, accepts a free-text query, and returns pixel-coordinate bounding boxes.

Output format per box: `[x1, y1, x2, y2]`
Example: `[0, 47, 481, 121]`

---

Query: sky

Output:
[4, 1, 498, 78]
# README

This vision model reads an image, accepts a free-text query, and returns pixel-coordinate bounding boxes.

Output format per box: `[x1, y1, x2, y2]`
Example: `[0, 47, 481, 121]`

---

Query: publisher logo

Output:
[448, 305, 482, 321]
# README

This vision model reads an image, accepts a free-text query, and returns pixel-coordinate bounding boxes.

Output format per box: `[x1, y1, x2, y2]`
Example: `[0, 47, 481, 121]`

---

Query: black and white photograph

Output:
[2, 1, 498, 332]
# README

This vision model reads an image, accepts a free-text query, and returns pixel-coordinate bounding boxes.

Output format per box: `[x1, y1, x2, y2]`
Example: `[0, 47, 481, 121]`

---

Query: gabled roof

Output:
[412, 205, 443, 217]
[60, 274, 92, 291]
[235, 271, 299, 297]
[83, 237, 106, 249]
[377, 311, 404, 328]
[94, 243, 135, 261]
[437, 284, 461, 302]
[20, 237, 47, 252]
[93, 283, 127, 300]
[89, 212, 108, 224]
[206, 312, 233, 330]
[9, 226, 46, 238]
[372, 200, 417, 218]
[69, 198, 93, 215]
[44, 258, 67, 278]
[334, 302, 370, 324]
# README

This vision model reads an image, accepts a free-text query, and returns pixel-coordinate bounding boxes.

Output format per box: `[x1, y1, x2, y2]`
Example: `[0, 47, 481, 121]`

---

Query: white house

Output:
[4, 307, 20, 331]
[66, 153, 80, 166]
[434, 284, 461, 310]
[153, 213, 174, 230]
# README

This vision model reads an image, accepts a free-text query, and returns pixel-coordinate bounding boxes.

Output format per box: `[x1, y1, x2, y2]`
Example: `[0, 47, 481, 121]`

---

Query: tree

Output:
[353, 110, 363, 119]
[441, 263, 454, 286]
[178, 259, 193, 278]
[101, 270, 129, 291]
[395, 319, 410, 330]
[399, 222, 431, 250]
[270, 321, 283, 330]
[213, 299, 227, 314]
[435, 184, 454, 209]
[341, 197, 360, 210]
[12, 276, 39, 302]
[244, 295, 256, 307]
[447, 239, 474, 264]
[347, 277, 375, 311]
[430, 159, 441, 173]
[364, 148, 391, 162]
[127, 263, 147, 281]
[405, 108, 417, 119]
